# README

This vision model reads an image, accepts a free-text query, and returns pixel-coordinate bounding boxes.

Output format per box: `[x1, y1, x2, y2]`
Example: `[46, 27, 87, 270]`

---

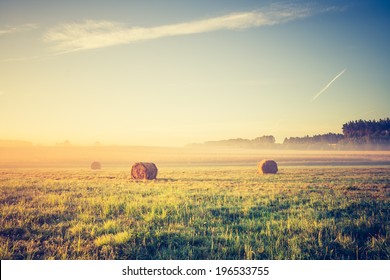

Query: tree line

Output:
[198, 135, 276, 149]
[283, 133, 344, 146]
[341, 118, 390, 145]
[190, 118, 390, 150]
[282, 118, 390, 149]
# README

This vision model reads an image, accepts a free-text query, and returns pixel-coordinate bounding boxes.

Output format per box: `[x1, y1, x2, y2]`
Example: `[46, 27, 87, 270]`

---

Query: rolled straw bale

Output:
[90, 161, 102, 170]
[258, 159, 278, 174]
[131, 162, 158, 180]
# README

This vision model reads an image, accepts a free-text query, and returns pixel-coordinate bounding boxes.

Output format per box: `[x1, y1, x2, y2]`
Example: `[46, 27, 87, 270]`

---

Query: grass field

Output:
[0, 165, 389, 260]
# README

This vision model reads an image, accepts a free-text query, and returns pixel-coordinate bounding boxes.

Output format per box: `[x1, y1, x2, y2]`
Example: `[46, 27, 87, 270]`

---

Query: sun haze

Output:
[0, 0, 389, 146]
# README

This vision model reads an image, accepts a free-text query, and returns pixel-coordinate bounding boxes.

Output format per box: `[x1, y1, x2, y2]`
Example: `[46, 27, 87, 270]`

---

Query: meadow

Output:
[0, 164, 389, 260]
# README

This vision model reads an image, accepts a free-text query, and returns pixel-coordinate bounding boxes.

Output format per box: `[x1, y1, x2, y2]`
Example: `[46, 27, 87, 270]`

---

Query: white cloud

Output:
[44, 5, 310, 54]
[0, 23, 38, 36]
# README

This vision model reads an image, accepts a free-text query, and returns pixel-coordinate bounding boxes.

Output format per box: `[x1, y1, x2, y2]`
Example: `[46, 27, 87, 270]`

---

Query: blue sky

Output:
[0, 0, 389, 146]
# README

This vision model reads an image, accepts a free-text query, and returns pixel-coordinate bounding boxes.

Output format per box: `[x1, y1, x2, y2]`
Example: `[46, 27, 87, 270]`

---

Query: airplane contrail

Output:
[311, 68, 346, 102]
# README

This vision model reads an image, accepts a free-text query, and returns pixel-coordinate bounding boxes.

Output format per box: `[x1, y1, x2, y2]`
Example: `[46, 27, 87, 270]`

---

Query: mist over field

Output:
[1, 144, 390, 168]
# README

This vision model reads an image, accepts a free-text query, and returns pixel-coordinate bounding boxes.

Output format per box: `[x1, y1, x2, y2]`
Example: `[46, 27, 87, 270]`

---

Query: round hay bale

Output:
[90, 161, 101, 170]
[131, 162, 158, 180]
[258, 159, 278, 174]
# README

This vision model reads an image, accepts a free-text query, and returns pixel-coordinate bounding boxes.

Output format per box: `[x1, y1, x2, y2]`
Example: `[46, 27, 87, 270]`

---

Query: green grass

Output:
[0, 166, 389, 259]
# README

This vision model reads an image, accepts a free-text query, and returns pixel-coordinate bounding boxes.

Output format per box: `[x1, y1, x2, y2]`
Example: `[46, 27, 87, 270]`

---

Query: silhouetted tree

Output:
[283, 133, 344, 146]
[342, 118, 390, 144]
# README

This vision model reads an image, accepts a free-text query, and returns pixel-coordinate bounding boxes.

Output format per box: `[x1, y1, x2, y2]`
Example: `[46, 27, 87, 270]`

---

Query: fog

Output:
[1, 145, 389, 168]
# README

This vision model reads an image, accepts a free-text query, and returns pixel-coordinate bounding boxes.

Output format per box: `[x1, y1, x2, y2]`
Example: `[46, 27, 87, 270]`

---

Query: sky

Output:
[0, 0, 389, 146]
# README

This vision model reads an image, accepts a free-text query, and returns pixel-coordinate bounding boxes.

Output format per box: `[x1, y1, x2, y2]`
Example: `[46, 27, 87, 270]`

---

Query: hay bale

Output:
[131, 162, 158, 180]
[90, 161, 101, 170]
[258, 159, 278, 174]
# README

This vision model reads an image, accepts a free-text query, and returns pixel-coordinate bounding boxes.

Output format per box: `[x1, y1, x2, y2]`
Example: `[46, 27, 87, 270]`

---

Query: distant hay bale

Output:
[131, 162, 158, 180]
[90, 161, 102, 170]
[258, 159, 278, 174]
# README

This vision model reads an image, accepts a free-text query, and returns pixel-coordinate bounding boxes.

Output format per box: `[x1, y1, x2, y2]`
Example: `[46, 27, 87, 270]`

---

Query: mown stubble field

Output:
[0, 165, 389, 260]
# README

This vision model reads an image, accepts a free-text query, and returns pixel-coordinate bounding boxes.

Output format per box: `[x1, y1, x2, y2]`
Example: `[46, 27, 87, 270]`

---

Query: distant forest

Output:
[190, 118, 390, 150]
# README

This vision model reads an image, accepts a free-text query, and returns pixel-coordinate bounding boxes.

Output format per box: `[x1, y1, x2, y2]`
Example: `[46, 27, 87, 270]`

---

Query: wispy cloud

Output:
[0, 23, 38, 36]
[44, 5, 310, 54]
[311, 68, 346, 102]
